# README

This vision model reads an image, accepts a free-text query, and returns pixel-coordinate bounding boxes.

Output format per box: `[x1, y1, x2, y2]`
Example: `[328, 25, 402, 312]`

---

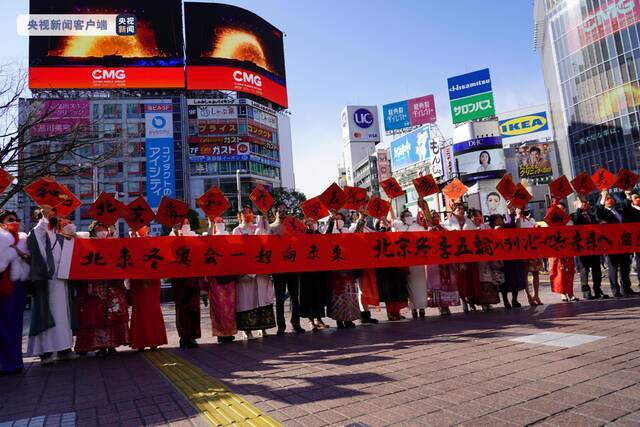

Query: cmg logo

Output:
[353, 108, 374, 128]
[233, 70, 263, 87]
[91, 69, 126, 80]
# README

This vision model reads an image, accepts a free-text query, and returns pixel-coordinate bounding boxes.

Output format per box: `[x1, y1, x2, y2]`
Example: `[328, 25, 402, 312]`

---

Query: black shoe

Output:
[217, 336, 235, 343]
[345, 321, 356, 328]
[179, 339, 198, 349]
[587, 295, 597, 300]
[360, 311, 379, 324]
[614, 292, 624, 298]
[293, 325, 306, 333]
[512, 301, 522, 308]
[336, 321, 345, 329]
[594, 293, 609, 299]
[504, 301, 512, 309]
[419, 309, 425, 318]
[411, 310, 418, 319]
[276, 328, 286, 336]
[624, 289, 639, 296]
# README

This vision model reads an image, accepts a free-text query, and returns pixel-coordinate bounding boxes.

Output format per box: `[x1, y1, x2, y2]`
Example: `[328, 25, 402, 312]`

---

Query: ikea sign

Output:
[499, 112, 549, 138]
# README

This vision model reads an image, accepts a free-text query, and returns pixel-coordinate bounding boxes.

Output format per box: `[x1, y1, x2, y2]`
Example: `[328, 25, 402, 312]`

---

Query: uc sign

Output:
[499, 112, 549, 138]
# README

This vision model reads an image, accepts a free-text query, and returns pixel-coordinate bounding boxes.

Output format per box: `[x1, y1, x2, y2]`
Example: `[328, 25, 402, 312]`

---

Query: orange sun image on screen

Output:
[51, 22, 162, 58]
[208, 28, 272, 72]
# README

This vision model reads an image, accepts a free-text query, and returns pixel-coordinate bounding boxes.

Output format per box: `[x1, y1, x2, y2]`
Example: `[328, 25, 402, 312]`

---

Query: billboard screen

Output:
[516, 143, 553, 179]
[341, 106, 380, 142]
[390, 126, 431, 172]
[29, 0, 184, 89]
[382, 94, 436, 132]
[453, 136, 505, 181]
[184, 3, 288, 108]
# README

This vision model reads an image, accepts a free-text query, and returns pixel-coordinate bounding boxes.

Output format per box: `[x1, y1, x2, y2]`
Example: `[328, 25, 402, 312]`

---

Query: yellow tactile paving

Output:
[144, 350, 282, 427]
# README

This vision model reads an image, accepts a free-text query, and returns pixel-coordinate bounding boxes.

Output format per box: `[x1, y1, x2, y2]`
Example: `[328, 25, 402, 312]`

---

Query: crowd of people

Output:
[1, 189, 640, 374]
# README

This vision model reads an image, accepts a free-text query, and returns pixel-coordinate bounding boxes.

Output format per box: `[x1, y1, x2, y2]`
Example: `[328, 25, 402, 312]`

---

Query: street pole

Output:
[92, 164, 98, 200]
[236, 169, 241, 211]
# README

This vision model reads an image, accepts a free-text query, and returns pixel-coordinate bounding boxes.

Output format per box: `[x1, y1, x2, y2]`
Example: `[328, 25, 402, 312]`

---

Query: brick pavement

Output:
[1, 278, 640, 426]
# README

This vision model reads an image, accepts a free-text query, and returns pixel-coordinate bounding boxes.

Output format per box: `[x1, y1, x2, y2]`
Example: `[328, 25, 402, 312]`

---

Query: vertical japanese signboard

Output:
[145, 102, 175, 208]
[447, 68, 495, 124]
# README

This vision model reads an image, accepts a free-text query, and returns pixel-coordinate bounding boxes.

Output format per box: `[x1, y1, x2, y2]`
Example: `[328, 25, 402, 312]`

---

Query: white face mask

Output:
[404, 216, 415, 225]
[336, 220, 344, 229]
[215, 223, 225, 233]
[95, 231, 109, 239]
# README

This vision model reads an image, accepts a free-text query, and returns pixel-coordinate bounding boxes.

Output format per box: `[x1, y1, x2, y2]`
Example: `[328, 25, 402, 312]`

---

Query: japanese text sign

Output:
[510, 184, 533, 209]
[54, 184, 81, 218]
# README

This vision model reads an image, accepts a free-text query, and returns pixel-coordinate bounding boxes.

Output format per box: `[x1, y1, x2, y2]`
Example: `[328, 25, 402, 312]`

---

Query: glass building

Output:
[535, 0, 640, 177]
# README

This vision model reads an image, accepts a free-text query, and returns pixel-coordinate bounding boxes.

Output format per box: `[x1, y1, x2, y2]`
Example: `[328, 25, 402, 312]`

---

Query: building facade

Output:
[535, 0, 640, 178]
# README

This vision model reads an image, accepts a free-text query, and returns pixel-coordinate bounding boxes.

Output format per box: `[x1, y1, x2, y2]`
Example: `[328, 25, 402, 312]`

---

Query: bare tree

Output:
[0, 63, 113, 208]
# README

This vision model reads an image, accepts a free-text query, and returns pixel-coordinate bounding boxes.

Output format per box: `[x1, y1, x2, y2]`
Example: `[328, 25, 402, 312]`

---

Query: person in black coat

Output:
[622, 190, 640, 288]
[572, 200, 607, 299]
[596, 190, 638, 297]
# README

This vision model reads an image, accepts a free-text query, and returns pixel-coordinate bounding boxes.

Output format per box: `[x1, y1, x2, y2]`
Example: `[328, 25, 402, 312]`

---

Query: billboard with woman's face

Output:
[453, 136, 506, 182]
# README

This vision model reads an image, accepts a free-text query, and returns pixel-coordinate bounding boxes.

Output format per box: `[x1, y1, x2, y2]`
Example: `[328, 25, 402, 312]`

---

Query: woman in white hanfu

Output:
[232, 206, 276, 340]
[392, 209, 428, 318]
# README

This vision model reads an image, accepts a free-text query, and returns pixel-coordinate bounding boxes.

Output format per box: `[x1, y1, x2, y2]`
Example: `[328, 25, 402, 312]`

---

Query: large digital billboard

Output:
[452, 136, 505, 181]
[184, 3, 288, 109]
[390, 126, 431, 172]
[29, 0, 185, 89]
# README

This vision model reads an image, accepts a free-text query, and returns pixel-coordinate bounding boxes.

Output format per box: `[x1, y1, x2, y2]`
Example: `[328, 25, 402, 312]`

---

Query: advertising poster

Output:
[196, 105, 238, 120]
[390, 126, 431, 171]
[499, 111, 549, 139]
[447, 68, 492, 100]
[450, 91, 495, 124]
[480, 190, 508, 217]
[145, 102, 175, 208]
[453, 136, 505, 181]
[28, 100, 90, 137]
[376, 150, 392, 181]
[341, 106, 380, 142]
[516, 143, 553, 179]
[184, 2, 288, 108]
[382, 94, 436, 132]
[29, 0, 184, 89]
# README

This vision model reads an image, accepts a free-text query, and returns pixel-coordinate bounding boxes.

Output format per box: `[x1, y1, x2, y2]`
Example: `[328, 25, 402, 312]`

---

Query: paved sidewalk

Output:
[1, 279, 640, 426]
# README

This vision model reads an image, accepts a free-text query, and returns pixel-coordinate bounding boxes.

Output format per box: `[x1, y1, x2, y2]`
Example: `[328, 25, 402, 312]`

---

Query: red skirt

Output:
[129, 279, 167, 349]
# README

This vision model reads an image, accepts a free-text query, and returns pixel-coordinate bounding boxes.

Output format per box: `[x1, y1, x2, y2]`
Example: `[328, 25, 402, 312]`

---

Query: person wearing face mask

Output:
[392, 209, 428, 318]
[596, 190, 637, 297]
[73, 221, 129, 357]
[326, 212, 360, 329]
[623, 190, 640, 290]
[169, 219, 202, 349]
[26, 206, 77, 364]
[426, 211, 461, 315]
[548, 203, 578, 302]
[128, 226, 168, 351]
[442, 202, 481, 312]
[204, 217, 238, 343]
[501, 201, 527, 308]
[298, 218, 331, 330]
[514, 207, 544, 307]
[0, 210, 30, 374]
[269, 202, 305, 335]
[233, 206, 276, 340]
[572, 199, 607, 299]
[373, 218, 409, 321]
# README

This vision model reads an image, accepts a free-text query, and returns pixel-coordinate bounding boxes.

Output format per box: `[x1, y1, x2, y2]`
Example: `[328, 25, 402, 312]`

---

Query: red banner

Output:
[61, 224, 640, 280]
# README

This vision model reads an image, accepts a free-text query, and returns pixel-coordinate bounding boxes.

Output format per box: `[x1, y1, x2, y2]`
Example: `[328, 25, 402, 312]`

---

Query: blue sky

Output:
[1, 0, 547, 197]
